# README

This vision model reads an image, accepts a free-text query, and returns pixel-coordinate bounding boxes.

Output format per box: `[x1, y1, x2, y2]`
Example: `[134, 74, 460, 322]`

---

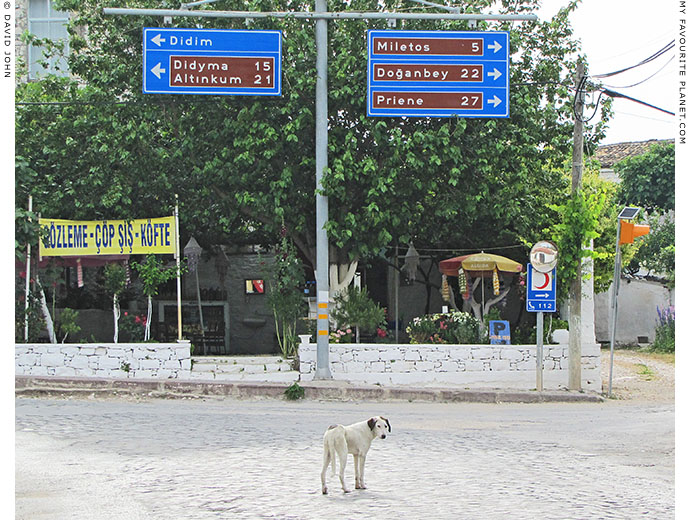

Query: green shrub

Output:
[284, 382, 305, 400]
[406, 311, 481, 344]
[57, 307, 81, 343]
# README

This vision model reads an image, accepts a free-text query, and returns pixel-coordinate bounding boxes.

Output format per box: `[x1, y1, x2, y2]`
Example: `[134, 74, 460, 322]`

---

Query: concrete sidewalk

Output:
[15, 375, 604, 403]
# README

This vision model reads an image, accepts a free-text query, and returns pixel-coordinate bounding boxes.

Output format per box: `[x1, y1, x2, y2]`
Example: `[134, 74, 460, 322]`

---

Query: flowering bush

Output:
[330, 328, 354, 343]
[406, 311, 482, 344]
[119, 311, 147, 342]
[651, 306, 674, 353]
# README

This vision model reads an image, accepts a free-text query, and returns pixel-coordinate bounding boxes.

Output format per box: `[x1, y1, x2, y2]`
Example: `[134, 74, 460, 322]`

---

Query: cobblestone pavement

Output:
[15, 396, 674, 520]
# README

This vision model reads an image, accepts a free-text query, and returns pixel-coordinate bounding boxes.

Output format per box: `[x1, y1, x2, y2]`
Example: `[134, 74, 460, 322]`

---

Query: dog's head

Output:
[368, 416, 391, 439]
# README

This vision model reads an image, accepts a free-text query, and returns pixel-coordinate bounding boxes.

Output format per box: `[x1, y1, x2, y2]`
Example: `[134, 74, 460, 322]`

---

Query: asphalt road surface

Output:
[15, 396, 674, 519]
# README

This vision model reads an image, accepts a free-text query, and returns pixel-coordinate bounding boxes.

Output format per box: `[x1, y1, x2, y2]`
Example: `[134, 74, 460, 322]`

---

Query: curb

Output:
[15, 376, 605, 403]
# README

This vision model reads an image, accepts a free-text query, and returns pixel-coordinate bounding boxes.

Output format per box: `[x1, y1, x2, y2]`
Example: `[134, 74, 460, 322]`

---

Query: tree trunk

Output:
[36, 277, 56, 344]
[113, 294, 120, 343]
[329, 260, 358, 296]
[145, 296, 153, 341]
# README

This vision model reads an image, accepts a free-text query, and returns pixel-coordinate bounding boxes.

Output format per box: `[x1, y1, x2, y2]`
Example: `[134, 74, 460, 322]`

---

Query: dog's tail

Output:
[328, 441, 337, 476]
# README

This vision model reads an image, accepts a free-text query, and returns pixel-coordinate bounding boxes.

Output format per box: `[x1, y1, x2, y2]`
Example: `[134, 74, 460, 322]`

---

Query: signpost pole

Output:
[536, 310, 544, 392]
[314, 0, 332, 379]
[174, 194, 183, 342]
[608, 220, 623, 397]
[527, 242, 559, 392]
[24, 195, 33, 342]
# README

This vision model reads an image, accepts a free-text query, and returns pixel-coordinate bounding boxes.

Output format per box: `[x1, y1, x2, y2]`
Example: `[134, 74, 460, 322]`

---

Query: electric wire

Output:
[598, 88, 674, 116]
[600, 54, 674, 89]
[386, 244, 526, 254]
[591, 40, 674, 79]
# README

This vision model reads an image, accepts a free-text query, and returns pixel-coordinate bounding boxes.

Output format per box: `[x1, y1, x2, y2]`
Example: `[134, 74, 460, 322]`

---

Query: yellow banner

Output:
[39, 217, 176, 257]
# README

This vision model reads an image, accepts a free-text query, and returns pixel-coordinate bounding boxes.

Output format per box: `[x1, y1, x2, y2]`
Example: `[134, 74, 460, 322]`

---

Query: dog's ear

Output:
[368, 417, 377, 431]
[382, 416, 391, 432]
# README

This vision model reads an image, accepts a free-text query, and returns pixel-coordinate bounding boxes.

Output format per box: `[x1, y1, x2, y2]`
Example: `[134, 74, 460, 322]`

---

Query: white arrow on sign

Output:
[151, 34, 166, 47]
[487, 41, 502, 53]
[487, 95, 502, 107]
[151, 63, 166, 79]
[487, 68, 502, 80]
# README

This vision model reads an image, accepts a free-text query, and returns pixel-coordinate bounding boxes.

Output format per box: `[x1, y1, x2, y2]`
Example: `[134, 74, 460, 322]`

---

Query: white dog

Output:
[321, 416, 391, 494]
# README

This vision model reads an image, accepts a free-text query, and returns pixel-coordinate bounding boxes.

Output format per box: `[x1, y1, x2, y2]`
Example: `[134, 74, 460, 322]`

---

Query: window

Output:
[27, 0, 70, 79]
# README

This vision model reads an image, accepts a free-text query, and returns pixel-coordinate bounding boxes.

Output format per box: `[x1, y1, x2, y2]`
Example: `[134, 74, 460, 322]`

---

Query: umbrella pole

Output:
[481, 276, 485, 321]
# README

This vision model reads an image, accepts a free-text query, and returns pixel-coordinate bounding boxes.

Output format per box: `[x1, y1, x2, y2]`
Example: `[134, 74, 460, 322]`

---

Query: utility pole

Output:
[568, 62, 585, 391]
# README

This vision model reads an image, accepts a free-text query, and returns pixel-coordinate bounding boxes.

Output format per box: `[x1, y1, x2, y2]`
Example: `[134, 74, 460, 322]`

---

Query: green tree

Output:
[616, 142, 674, 211]
[57, 308, 81, 343]
[614, 142, 675, 284]
[627, 212, 675, 285]
[17, 0, 603, 290]
[132, 255, 180, 341]
[265, 232, 307, 357]
[104, 263, 127, 343]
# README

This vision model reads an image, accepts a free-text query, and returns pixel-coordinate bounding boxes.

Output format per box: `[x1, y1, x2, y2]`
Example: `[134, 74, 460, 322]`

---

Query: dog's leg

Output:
[321, 443, 330, 494]
[358, 454, 368, 489]
[335, 437, 351, 493]
[353, 455, 362, 489]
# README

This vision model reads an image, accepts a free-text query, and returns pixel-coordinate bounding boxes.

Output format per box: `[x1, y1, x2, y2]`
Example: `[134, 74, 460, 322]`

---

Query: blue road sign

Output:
[526, 264, 557, 313]
[143, 28, 282, 96]
[367, 30, 509, 117]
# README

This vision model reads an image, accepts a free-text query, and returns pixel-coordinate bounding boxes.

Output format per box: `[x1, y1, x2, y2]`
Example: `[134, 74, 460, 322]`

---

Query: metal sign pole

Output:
[314, 0, 332, 379]
[608, 220, 623, 397]
[536, 310, 544, 392]
[24, 195, 33, 342]
[174, 194, 183, 342]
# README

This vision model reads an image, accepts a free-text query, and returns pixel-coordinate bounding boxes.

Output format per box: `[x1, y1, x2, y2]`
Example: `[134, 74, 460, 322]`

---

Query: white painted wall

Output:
[15, 343, 192, 379]
[595, 278, 674, 344]
[299, 342, 601, 391]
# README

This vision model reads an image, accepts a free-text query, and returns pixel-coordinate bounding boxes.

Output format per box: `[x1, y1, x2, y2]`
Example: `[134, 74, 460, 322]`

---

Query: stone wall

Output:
[15, 343, 192, 379]
[299, 342, 601, 391]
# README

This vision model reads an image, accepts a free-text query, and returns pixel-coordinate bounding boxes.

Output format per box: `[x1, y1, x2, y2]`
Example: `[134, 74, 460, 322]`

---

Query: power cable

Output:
[600, 54, 674, 89]
[387, 244, 526, 253]
[599, 88, 674, 116]
[591, 40, 674, 79]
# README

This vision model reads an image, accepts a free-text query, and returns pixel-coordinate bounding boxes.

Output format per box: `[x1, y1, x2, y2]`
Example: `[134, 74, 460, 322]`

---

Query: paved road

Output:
[15, 396, 674, 519]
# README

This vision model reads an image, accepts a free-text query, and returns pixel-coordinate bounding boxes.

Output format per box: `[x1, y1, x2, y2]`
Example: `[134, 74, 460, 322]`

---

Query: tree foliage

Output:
[627, 212, 675, 284]
[615, 142, 674, 211]
[16, 0, 605, 273]
[614, 142, 675, 284]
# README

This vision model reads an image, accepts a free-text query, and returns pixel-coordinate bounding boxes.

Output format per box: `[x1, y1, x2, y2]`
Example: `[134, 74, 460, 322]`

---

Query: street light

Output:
[184, 236, 206, 354]
[608, 207, 650, 397]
